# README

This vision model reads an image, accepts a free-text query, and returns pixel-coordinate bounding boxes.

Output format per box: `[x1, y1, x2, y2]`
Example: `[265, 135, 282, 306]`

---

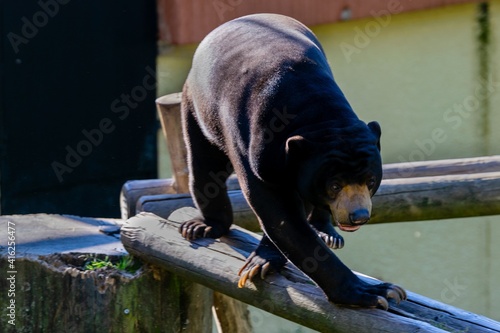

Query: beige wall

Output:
[314, 2, 500, 163]
[157, 1, 500, 321]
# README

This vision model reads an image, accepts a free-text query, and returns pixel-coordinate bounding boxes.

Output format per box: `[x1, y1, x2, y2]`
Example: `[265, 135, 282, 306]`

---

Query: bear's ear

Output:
[285, 135, 312, 165]
[367, 121, 381, 151]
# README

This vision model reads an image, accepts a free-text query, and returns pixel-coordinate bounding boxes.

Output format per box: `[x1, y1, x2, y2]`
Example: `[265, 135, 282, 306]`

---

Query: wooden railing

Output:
[119, 93, 500, 332]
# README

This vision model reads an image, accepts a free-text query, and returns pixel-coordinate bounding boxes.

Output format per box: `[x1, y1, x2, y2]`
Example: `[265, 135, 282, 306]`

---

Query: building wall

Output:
[157, 0, 484, 44]
[315, 2, 500, 163]
[157, 1, 500, 321]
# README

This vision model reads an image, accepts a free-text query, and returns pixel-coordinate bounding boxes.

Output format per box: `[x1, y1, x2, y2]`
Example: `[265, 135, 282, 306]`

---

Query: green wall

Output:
[314, 2, 500, 163]
[157, 1, 500, 322]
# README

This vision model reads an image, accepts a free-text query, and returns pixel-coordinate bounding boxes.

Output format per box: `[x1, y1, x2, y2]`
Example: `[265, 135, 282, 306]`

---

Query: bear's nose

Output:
[349, 209, 370, 225]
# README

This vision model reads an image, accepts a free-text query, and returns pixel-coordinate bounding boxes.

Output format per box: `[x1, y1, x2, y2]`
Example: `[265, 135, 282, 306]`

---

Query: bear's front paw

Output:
[330, 279, 407, 310]
[317, 230, 344, 249]
[178, 218, 225, 240]
[238, 251, 287, 288]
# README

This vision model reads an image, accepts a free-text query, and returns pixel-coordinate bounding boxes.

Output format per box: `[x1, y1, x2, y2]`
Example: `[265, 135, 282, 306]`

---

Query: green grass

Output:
[84, 255, 142, 273]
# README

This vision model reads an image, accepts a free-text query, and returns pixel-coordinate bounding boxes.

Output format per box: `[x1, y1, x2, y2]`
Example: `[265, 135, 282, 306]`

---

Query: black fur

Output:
[179, 14, 405, 308]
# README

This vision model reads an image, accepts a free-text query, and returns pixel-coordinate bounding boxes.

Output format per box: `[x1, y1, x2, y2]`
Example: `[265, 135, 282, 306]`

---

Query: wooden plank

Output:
[135, 172, 500, 226]
[137, 190, 260, 232]
[121, 155, 500, 219]
[120, 178, 177, 220]
[372, 172, 500, 222]
[382, 155, 500, 179]
[120, 177, 241, 219]
[121, 208, 500, 333]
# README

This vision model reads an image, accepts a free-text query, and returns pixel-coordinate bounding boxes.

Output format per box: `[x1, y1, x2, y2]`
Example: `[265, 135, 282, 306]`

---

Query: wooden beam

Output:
[121, 155, 500, 219]
[121, 208, 500, 333]
[382, 155, 500, 179]
[372, 172, 500, 222]
[120, 178, 177, 220]
[135, 172, 500, 228]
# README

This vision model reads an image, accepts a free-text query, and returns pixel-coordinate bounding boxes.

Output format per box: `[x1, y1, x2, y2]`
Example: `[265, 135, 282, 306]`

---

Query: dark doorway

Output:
[0, 0, 158, 217]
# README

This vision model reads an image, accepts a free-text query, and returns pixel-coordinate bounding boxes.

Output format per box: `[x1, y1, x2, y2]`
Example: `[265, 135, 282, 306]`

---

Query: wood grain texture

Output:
[121, 208, 500, 333]
[133, 172, 500, 228]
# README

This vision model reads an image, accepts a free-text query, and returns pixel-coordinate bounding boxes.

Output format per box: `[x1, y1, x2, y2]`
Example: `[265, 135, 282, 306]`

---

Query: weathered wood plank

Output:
[382, 155, 500, 179]
[135, 172, 500, 227]
[121, 208, 500, 333]
[120, 177, 241, 219]
[372, 172, 500, 222]
[121, 178, 177, 219]
[121, 156, 500, 219]
[137, 190, 259, 231]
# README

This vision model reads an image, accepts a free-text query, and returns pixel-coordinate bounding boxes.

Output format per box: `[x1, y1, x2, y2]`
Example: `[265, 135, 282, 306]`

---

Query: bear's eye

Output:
[367, 177, 376, 190]
[331, 183, 342, 193]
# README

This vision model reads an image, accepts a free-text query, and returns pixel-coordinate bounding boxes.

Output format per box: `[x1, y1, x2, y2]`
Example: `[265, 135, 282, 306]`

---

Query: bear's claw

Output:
[374, 283, 407, 309]
[317, 231, 344, 249]
[386, 284, 407, 304]
[238, 264, 269, 288]
[376, 296, 389, 310]
[238, 254, 276, 288]
[179, 219, 212, 240]
[178, 218, 228, 240]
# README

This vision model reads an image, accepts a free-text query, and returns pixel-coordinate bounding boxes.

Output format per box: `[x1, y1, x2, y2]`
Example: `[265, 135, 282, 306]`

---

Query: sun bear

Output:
[178, 13, 406, 309]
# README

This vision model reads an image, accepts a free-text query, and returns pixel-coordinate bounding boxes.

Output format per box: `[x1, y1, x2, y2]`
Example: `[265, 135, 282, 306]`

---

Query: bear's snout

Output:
[331, 184, 372, 232]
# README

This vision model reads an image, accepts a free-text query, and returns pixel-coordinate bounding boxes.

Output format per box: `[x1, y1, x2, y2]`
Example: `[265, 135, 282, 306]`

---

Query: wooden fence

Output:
[119, 93, 500, 332]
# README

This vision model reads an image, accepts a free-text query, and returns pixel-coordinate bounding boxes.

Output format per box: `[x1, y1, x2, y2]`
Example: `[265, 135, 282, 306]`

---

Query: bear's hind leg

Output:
[179, 102, 234, 240]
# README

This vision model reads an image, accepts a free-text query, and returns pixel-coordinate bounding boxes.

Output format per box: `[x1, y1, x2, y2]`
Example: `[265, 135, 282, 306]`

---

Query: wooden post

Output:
[155, 93, 213, 333]
[156, 93, 253, 333]
[156, 93, 189, 193]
